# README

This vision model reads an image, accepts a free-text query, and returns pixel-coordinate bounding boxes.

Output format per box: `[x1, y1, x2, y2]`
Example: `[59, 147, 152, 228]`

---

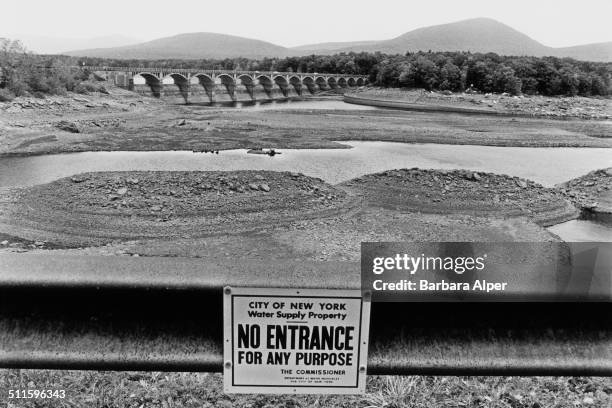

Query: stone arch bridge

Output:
[83, 66, 368, 103]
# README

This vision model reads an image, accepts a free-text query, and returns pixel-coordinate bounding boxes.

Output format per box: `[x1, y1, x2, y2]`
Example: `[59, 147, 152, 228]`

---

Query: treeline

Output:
[1, 37, 611, 99]
[0, 39, 104, 101]
[75, 52, 611, 96]
[371, 52, 611, 96]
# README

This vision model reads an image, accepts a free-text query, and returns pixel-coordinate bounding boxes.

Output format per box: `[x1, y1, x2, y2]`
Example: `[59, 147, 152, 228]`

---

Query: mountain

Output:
[552, 42, 612, 62]
[291, 18, 612, 62]
[8, 34, 141, 55]
[332, 18, 549, 55]
[62, 19, 611, 62]
[290, 40, 379, 55]
[65, 33, 289, 59]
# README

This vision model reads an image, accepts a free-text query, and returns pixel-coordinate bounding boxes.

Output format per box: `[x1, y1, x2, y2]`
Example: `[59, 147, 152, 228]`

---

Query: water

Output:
[1, 141, 610, 242]
[549, 219, 612, 242]
[1, 142, 610, 188]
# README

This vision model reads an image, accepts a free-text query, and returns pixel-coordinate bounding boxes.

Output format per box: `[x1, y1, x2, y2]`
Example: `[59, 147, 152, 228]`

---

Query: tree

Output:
[491, 65, 522, 95]
[439, 62, 462, 91]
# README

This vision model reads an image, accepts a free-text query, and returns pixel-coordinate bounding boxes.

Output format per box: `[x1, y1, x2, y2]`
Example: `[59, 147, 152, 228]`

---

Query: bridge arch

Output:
[289, 75, 303, 96]
[135, 72, 162, 98]
[192, 73, 215, 102]
[327, 77, 338, 89]
[163, 73, 190, 102]
[348, 78, 357, 87]
[315, 77, 328, 91]
[356, 78, 365, 86]
[273, 75, 289, 97]
[238, 74, 256, 100]
[337, 77, 348, 88]
[256, 75, 274, 99]
[163, 73, 188, 82]
[301, 76, 316, 94]
[217, 74, 237, 101]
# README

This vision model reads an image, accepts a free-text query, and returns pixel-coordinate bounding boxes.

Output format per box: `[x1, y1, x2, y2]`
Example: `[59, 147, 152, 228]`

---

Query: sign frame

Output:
[223, 286, 371, 394]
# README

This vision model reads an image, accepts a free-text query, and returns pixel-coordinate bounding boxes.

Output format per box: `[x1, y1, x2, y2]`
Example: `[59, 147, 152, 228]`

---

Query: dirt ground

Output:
[1, 87, 611, 158]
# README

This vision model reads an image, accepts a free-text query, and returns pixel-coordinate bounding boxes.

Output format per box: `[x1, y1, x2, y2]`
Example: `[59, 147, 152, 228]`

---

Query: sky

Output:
[3, 0, 611, 49]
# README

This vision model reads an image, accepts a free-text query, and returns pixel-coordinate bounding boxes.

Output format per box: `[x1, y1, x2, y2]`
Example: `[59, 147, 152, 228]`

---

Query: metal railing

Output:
[0, 253, 610, 376]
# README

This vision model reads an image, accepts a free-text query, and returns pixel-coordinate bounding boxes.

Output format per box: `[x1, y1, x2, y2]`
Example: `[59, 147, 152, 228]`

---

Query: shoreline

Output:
[3, 136, 612, 160]
[346, 88, 612, 120]
[1, 87, 611, 158]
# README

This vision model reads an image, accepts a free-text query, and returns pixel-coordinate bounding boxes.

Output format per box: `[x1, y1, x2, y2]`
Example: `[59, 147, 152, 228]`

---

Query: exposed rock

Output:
[557, 168, 612, 216]
[468, 172, 482, 181]
[55, 121, 80, 133]
[259, 184, 271, 192]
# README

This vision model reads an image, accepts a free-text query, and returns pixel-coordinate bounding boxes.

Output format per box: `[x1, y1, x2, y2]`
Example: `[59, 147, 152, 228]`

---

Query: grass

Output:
[1, 370, 610, 407]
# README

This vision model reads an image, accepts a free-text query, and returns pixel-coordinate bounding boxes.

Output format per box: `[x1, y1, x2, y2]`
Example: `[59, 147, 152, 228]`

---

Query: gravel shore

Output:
[0, 169, 567, 254]
[557, 168, 612, 220]
[340, 168, 578, 226]
[349, 88, 612, 120]
[0, 171, 352, 247]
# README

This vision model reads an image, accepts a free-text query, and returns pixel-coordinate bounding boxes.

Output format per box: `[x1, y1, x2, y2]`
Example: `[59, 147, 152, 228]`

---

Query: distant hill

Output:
[62, 19, 611, 62]
[335, 18, 549, 55]
[65, 33, 289, 59]
[290, 40, 379, 55]
[552, 42, 612, 62]
[291, 18, 612, 62]
[8, 34, 141, 55]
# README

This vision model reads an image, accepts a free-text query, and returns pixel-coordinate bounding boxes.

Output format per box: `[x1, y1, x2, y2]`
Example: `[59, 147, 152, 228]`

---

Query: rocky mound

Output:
[557, 168, 612, 218]
[0, 171, 350, 246]
[340, 168, 578, 226]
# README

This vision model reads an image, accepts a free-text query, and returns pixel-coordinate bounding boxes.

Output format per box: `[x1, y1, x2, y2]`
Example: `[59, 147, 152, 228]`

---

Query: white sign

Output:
[223, 287, 371, 394]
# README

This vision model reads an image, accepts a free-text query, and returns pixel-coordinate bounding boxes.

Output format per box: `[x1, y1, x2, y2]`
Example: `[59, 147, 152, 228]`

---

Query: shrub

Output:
[0, 88, 15, 102]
